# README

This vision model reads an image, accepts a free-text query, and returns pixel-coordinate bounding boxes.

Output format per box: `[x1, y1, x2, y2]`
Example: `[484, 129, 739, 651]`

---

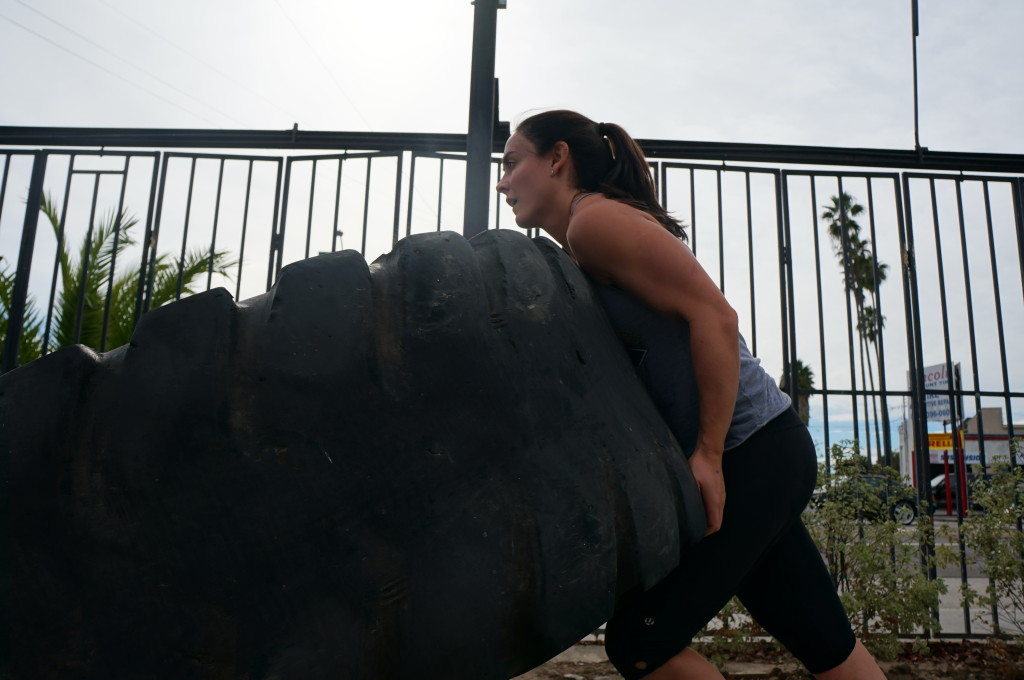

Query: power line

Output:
[90, 0, 301, 124]
[13, 0, 245, 126]
[0, 12, 218, 126]
[270, 0, 373, 131]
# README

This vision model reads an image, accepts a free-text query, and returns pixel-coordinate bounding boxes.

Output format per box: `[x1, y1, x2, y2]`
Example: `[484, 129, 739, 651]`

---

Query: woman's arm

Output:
[567, 200, 739, 535]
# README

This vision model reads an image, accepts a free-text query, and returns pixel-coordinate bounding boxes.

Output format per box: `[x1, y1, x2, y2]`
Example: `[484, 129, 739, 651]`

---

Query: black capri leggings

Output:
[604, 408, 856, 679]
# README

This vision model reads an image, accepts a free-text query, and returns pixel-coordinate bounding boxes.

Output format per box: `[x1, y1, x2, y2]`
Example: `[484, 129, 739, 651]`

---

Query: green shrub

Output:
[803, 441, 947, 660]
[957, 454, 1024, 638]
[695, 597, 772, 667]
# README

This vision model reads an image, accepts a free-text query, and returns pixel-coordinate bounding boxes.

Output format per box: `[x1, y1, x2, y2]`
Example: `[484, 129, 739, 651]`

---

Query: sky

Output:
[1, 0, 1022, 154]
[2, 0, 1023, 459]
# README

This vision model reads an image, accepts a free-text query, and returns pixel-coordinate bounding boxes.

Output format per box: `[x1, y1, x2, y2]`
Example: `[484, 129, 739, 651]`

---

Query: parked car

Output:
[930, 472, 981, 512]
[811, 474, 918, 525]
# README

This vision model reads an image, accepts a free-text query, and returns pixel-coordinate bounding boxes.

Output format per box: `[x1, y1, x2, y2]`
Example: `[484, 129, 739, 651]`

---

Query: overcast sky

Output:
[2, 0, 1022, 453]
[1, 0, 1022, 155]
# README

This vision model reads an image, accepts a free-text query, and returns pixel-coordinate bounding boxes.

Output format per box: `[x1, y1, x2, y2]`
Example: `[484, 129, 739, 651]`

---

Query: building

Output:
[962, 407, 1024, 468]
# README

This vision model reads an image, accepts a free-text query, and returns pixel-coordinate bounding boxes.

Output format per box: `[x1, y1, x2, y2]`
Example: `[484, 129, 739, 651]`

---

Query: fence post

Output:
[2, 152, 47, 373]
[463, 0, 503, 239]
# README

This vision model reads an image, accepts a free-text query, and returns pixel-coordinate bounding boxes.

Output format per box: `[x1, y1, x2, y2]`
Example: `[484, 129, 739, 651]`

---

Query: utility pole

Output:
[911, 0, 923, 155]
[462, 0, 505, 239]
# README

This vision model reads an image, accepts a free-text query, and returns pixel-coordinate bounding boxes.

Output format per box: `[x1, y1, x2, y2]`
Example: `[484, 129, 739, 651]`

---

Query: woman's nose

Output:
[495, 174, 508, 194]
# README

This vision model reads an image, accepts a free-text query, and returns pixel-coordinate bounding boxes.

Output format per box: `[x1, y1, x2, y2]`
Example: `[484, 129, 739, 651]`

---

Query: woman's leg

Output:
[814, 640, 886, 680]
[641, 647, 724, 680]
[635, 640, 884, 680]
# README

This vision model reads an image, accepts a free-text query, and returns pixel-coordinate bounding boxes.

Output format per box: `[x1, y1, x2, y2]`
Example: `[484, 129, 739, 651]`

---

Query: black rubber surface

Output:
[0, 229, 704, 679]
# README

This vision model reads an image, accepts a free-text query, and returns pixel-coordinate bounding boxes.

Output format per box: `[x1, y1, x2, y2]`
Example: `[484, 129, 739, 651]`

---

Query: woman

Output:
[495, 110, 885, 680]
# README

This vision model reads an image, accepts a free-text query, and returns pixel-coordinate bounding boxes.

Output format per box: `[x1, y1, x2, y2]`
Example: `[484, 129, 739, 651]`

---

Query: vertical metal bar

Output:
[0, 153, 12, 239]
[952, 176, 985, 634]
[982, 181, 1016, 477]
[406, 154, 417, 238]
[463, 0, 501, 239]
[779, 172, 800, 454]
[899, 174, 938, 634]
[41, 159, 75, 356]
[900, 176, 930, 489]
[360, 157, 372, 255]
[809, 177, 832, 459]
[144, 153, 171, 313]
[926, 175, 971, 595]
[174, 157, 198, 299]
[333, 157, 345, 251]
[2, 152, 47, 373]
[392, 152, 403, 246]
[690, 169, 697, 255]
[304, 159, 317, 259]
[437, 159, 445, 232]
[72, 175, 102, 345]
[659, 163, 669, 218]
[493, 158, 503, 231]
[954, 179, 988, 476]
[745, 171, 757, 356]
[854, 182, 878, 466]
[1007, 176, 1024, 450]
[716, 168, 724, 292]
[272, 159, 293, 288]
[99, 163, 131, 351]
[926, 178, 962, 483]
[235, 160, 254, 300]
[132, 157, 159, 327]
[865, 179, 891, 464]
[207, 158, 226, 288]
[836, 177, 862, 451]
[1003, 174, 1019, 626]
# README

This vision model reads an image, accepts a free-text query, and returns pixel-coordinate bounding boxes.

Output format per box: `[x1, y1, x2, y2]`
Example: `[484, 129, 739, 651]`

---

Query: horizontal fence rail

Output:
[2, 125, 1023, 639]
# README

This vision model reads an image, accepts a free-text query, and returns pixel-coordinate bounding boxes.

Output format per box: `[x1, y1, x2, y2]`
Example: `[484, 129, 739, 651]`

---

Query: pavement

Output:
[519, 643, 806, 678]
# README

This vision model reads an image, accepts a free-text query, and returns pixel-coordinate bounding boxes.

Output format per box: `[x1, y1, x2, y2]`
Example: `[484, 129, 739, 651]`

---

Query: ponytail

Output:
[515, 110, 685, 240]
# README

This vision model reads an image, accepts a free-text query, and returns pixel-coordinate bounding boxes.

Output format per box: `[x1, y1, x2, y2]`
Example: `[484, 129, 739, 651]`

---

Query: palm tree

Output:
[0, 194, 235, 367]
[0, 257, 44, 366]
[780, 358, 815, 424]
[822, 192, 889, 461]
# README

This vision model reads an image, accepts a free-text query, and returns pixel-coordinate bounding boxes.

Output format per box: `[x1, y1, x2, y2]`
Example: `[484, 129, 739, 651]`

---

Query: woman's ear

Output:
[549, 140, 572, 178]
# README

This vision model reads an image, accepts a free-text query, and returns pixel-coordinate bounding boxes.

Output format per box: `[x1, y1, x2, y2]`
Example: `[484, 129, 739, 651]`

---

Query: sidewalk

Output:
[513, 644, 808, 679]
[513, 643, 980, 680]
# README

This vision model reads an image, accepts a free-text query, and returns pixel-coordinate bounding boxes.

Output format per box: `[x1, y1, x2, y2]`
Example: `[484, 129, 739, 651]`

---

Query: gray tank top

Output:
[590, 280, 791, 456]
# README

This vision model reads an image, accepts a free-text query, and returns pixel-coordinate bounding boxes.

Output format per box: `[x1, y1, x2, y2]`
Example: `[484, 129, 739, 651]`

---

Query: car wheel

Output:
[892, 501, 916, 525]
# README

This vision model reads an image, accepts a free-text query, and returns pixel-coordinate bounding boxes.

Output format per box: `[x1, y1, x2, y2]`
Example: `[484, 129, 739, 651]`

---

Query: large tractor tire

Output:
[0, 230, 704, 679]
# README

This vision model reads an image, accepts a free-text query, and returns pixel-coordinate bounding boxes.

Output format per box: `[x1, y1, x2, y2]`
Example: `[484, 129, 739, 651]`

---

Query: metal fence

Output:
[2, 126, 1023, 637]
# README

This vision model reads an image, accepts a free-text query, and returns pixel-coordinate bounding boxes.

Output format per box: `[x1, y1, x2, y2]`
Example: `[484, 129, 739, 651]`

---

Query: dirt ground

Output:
[516, 641, 1024, 680]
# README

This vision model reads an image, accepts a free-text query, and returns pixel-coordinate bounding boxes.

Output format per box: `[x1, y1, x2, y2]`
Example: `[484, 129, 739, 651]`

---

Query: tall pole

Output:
[463, 0, 502, 239]
[911, 0, 922, 153]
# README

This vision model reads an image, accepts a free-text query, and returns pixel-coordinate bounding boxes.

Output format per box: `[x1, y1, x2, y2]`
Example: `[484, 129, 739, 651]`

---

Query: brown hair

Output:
[515, 109, 685, 240]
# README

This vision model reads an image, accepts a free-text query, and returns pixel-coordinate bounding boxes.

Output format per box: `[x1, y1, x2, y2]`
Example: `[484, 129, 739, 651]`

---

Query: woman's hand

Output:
[689, 446, 725, 535]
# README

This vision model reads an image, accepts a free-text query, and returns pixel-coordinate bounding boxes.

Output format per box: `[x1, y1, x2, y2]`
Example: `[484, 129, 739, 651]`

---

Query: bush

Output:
[956, 457, 1024, 638]
[693, 441, 951, 664]
[803, 441, 947, 660]
[695, 597, 772, 667]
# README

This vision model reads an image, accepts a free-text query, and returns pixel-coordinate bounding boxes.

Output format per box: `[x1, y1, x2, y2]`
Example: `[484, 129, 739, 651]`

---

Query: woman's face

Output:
[495, 132, 556, 229]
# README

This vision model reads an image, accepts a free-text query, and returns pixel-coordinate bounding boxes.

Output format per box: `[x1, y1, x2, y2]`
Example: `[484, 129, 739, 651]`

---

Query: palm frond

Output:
[35, 192, 237, 354]
[147, 248, 237, 311]
[0, 258, 45, 365]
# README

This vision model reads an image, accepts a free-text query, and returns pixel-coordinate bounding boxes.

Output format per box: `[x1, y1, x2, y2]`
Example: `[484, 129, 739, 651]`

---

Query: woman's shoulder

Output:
[568, 195, 662, 240]
[573, 193, 652, 219]
[567, 195, 688, 283]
